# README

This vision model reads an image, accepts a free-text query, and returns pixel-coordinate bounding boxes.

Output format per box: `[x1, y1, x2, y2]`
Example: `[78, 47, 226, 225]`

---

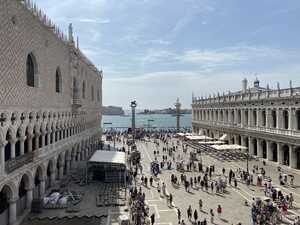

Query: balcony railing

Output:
[5, 152, 34, 173]
[192, 120, 300, 137]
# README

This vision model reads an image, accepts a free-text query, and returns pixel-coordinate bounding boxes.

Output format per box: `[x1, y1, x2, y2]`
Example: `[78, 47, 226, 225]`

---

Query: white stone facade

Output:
[0, 1, 102, 225]
[192, 79, 300, 170]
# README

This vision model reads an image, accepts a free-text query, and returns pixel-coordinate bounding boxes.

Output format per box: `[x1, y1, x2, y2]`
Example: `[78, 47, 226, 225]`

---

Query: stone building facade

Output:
[0, 1, 102, 224]
[192, 78, 300, 170]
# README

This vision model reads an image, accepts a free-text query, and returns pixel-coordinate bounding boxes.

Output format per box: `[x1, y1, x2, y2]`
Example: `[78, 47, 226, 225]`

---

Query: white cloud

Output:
[179, 50, 242, 63]
[148, 39, 171, 45]
[79, 18, 110, 24]
[141, 49, 176, 63]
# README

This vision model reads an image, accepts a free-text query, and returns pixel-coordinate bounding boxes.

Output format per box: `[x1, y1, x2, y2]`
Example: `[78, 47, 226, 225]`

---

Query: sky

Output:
[35, 0, 300, 109]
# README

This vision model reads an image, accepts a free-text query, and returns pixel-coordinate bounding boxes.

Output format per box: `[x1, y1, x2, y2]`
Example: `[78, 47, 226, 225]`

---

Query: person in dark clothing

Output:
[193, 209, 198, 223]
[150, 213, 155, 225]
[177, 208, 181, 223]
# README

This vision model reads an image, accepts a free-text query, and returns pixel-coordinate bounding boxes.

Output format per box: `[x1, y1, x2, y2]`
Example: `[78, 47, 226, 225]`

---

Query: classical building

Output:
[0, 1, 102, 225]
[192, 78, 300, 170]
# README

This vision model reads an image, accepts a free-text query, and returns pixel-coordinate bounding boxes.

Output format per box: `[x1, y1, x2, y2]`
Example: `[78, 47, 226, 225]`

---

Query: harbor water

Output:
[102, 114, 192, 131]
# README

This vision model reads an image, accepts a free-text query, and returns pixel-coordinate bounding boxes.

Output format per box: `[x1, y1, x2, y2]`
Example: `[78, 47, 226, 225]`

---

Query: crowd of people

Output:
[105, 129, 299, 225]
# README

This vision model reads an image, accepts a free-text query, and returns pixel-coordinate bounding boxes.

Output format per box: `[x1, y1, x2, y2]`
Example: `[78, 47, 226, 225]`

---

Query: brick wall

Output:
[0, 0, 102, 121]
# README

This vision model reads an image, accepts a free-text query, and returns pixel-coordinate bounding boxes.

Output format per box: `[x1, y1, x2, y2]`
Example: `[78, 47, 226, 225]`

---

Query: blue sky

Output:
[35, 0, 300, 109]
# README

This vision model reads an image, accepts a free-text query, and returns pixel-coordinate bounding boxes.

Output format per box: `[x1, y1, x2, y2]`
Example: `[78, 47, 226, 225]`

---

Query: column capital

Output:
[19, 136, 26, 142]
[0, 140, 8, 148]
[9, 138, 17, 145]
[25, 185, 34, 191]
[8, 196, 19, 204]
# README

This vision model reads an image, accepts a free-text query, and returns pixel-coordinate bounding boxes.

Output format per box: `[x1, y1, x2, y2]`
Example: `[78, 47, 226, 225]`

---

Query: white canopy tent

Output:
[219, 134, 228, 141]
[89, 150, 126, 165]
[198, 140, 225, 145]
[87, 150, 127, 184]
[176, 132, 193, 137]
[186, 135, 213, 141]
[211, 144, 248, 151]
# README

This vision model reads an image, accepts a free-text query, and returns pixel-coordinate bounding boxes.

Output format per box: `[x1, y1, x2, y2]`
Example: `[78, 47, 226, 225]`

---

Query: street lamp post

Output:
[246, 148, 249, 174]
[174, 98, 181, 132]
[130, 101, 137, 142]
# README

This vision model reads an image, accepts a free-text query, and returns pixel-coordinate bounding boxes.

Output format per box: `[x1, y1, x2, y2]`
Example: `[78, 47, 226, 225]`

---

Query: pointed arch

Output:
[26, 53, 38, 87]
[55, 67, 62, 93]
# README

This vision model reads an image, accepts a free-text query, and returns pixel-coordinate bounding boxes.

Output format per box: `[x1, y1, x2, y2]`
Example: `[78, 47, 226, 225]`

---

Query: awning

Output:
[198, 141, 225, 145]
[219, 134, 227, 141]
[176, 132, 194, 137]
[88, 150, 126, 166]
[186, 135, 213, 141]
[211, 144, 248, 151]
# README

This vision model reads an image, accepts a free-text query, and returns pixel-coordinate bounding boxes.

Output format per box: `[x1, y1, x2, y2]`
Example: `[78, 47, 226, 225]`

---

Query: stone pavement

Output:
[113, 136, 300, 225]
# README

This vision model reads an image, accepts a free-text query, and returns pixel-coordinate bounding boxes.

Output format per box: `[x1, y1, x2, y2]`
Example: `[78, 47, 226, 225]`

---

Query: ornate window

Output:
[82, 81, 86, 99]
[97, 89, 100, 102]
[26, 53, 37, 87]
[91, 85, 94, 101]
[55, 67, 62, 93]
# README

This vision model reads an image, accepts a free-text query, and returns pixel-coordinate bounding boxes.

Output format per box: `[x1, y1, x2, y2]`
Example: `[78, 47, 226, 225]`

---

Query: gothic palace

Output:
[0, 1, 102, 224]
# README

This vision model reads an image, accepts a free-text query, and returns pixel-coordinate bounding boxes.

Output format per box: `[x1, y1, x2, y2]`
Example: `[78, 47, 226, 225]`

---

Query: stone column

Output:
[277, 143, 284, 165]
[241, 136, 246, 147]
[50, 170, 56, 186]
[10, 139, 16, 159]
[234, 135, 238, 144]
[227, 109, 231, 124]
[20, 136, 25, 156]
[241, 109, 245, 128]
[46, 133, 50, 145]
[41, 133, 45, 148]
[257, 139, 263, 158]
[8, 197, 18, 225]
[248, 109, 252, 127]
[39, 180, 45, 199]
[267, 141, 273, 161]
[26, 188, 33, 209]
[51, 130, 56, 144]
[289, 108, 295, 130]
[0, 142, 6, 175]
[248, 137, 254, 155]
[35, 133, 40, 150]
[276, 108, 282, 129]
[233, 109, 237, 124]
[59, 165, 64, 180]
[266, 109, 270, 128]
[290, 145, 297, 168]
[66, 159, 70, 174]
[27, 135, 33, 152]
[257, 109, 261, 127]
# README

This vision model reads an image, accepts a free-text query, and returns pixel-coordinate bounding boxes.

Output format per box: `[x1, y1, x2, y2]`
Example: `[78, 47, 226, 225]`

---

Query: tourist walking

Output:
[169, 193, 173, 207]
[217, 205, 222, 218]
[150, 213, 155, 225]
[193, 209, 198, 223]
[210, 209, 214, 224]
[177, 208, 181, 223]
[289, 193, 294, 208]
[187, 205, 192, 220]
[199, 199, 203, 211]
